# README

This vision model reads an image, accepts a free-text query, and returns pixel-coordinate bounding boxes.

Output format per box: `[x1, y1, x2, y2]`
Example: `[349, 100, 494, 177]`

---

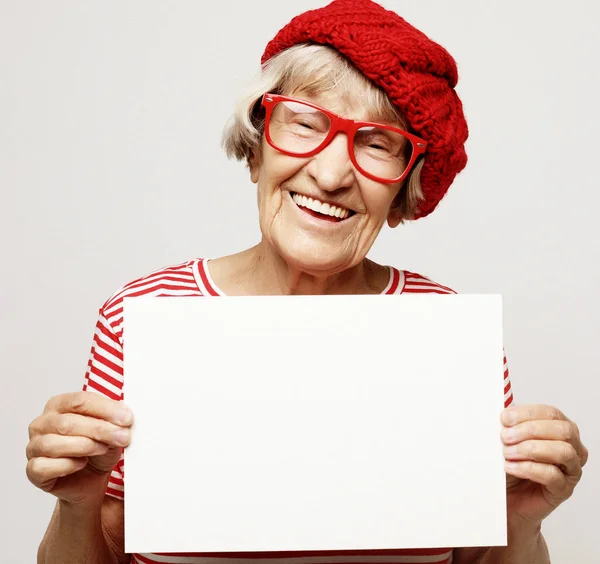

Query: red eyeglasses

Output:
[261, 93, 427, 184]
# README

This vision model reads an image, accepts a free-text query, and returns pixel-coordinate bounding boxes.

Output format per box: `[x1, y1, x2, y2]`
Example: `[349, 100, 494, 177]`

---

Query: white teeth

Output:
[291, 193, 350, 219]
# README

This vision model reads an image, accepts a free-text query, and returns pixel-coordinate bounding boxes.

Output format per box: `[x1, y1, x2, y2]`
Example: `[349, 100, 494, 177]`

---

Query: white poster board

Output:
[123, 294, 507, 554]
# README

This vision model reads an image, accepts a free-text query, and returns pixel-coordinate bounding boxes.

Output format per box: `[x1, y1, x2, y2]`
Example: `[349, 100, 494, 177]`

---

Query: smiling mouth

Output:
[290, 192, 355, 222]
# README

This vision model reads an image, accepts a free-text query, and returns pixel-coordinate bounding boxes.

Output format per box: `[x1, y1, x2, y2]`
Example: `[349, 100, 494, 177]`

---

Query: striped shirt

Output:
[83, 258, 514, 564]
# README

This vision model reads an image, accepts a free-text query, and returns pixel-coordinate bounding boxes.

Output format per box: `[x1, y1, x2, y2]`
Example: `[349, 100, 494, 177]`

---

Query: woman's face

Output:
[250, 90, 404, 276]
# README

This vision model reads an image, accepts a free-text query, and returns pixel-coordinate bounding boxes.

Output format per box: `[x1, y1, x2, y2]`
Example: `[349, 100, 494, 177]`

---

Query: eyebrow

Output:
[287, 90, 406, 130]
[304, 95, 401, 124]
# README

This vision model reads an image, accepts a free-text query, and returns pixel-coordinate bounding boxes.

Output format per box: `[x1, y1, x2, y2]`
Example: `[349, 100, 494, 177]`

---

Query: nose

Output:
[305, 132, 356, 192]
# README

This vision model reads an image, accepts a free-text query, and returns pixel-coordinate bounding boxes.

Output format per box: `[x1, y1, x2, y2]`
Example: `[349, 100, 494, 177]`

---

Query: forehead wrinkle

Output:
[288, 88, 400, 126]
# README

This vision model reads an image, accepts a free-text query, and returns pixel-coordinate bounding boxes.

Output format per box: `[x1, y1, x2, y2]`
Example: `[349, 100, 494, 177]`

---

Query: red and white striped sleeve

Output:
[504, 353, 514, 408]
[82, 306, 125, 500]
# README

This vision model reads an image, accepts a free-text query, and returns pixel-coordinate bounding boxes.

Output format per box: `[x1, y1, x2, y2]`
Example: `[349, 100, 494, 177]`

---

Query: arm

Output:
[453, 525, 550, 564]
[39, 496, 128, 564]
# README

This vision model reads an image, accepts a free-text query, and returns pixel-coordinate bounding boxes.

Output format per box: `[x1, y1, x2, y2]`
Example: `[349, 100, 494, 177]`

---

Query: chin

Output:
[277, 240, 355, 276]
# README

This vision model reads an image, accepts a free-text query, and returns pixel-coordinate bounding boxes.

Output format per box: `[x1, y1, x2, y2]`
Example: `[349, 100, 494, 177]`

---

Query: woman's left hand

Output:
[501, 404, 588, 530]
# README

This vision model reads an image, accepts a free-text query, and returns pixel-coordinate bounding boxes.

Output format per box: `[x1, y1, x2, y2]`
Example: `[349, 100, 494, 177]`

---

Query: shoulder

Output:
[98, 258, 204, 340]
[399, 270, 457, 294]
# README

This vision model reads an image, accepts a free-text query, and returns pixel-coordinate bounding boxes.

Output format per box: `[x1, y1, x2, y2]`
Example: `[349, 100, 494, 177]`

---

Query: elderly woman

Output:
[26, 1, 587, 563]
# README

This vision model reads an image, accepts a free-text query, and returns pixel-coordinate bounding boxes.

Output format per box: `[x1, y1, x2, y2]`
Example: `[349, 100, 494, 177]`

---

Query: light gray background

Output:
[1, 1, 598, 562]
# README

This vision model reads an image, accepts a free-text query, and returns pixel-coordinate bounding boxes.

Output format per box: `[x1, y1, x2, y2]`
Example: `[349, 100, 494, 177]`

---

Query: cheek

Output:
[362, 184, 400, 222]
[257, 155, 309, 203]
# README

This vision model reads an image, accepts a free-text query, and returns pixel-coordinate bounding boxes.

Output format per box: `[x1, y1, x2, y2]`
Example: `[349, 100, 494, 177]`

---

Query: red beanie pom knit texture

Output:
[261, 0, 469, 219]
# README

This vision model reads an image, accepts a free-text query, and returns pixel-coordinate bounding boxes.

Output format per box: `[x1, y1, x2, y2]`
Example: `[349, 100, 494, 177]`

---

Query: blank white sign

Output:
[123, 294, 507, 554]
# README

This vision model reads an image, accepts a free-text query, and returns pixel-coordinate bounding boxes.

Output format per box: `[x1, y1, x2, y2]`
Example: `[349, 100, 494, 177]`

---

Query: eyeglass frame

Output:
[260, 93, 428, 185]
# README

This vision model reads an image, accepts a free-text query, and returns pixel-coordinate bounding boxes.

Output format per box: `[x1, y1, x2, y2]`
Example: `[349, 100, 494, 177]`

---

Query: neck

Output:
[210, 241, 388, 296]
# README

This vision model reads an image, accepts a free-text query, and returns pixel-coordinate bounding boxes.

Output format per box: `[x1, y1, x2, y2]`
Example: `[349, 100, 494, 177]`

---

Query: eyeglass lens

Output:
[268, 100, 413, 181]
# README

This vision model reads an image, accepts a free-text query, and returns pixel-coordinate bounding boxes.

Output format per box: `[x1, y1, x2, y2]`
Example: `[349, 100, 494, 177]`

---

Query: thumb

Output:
[506, 472, 522, 490]
[88, 445, 123, 474]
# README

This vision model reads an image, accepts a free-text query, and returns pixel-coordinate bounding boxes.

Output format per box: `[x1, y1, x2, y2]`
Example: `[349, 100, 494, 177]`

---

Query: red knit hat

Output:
[261, 0, 468, 219]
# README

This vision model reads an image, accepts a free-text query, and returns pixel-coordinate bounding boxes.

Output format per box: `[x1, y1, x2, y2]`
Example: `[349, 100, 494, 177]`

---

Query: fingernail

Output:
[115, 408, 133, 425]
[502, 428, 518, 443]
[114, 429, 131, 446]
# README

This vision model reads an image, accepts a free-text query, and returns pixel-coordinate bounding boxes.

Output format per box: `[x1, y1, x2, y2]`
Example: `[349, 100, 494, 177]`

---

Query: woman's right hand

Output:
[26, 392, 133, 509]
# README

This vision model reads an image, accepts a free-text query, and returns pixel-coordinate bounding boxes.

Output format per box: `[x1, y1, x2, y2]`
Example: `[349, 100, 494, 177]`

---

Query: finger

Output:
[579, 444, 590, 467]
[501, 404, 567, 427]
[502, 420, 577, 445]
[503, 440, 582, 478]
[26, 435, 110, 461]
[501, 406, 589, 469]
[29, 413, 131, 448]
[26, 457, 88, 490]
[501, 419, 587, 467]
[504, 460, 573, 500]
[45, 392, 133, 427]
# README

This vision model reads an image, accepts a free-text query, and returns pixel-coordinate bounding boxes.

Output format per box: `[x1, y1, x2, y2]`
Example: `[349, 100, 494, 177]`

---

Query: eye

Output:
[365, 137, 392, 152]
